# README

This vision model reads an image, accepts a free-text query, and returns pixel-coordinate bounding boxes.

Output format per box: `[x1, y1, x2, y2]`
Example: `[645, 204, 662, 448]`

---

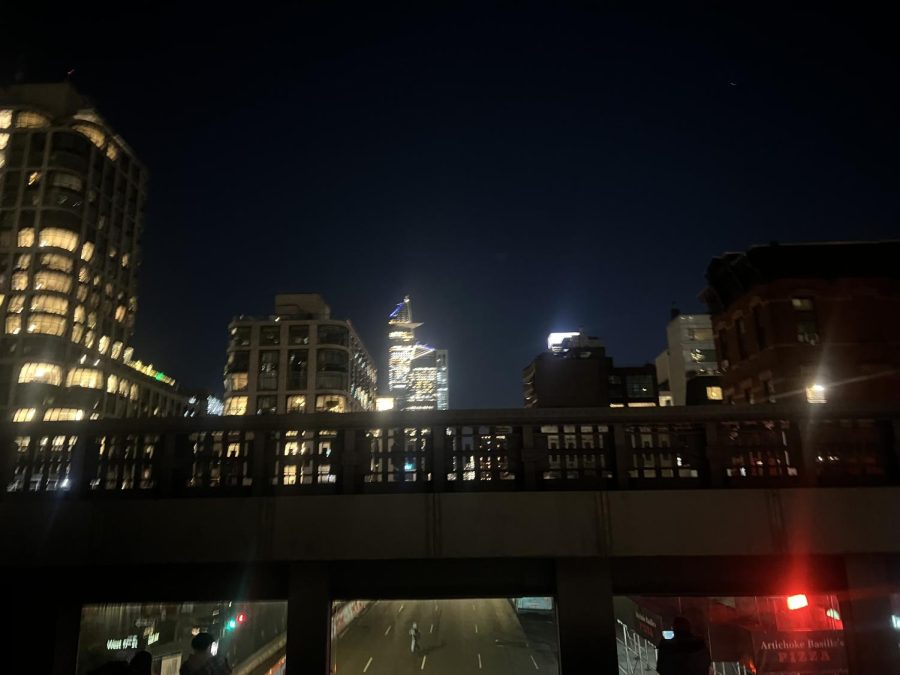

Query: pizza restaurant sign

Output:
[754, 632, 847, 674]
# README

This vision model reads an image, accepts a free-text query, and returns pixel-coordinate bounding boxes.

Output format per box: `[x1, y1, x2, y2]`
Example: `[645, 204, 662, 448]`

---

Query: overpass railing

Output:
[2, 404, 899, 497]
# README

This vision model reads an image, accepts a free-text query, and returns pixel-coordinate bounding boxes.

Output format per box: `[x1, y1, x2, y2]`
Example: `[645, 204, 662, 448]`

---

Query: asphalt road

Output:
[332, 599, 559, 674]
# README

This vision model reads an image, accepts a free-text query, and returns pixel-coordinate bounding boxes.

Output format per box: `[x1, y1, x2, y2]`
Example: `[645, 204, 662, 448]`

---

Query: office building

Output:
[655, 310, 722, 405]
[387, 296, 448, 410]
[0, 83, 194, 420]
[523, 330, 658, 408]
[701, 241, 900, 404]
[223, 294, 376, 415]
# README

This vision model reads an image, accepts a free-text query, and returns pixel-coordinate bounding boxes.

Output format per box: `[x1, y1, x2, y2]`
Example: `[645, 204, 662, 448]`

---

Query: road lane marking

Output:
[420, 655, 427, 670]
[384, 625, 392, 636]
[474, 623, 479, 633]
[398, 604, 405, 613]
[531, 655, 540, 670]
[430, 623, 434, 633]
[363, 656, 373, 672]
[477, 653, 483, 669]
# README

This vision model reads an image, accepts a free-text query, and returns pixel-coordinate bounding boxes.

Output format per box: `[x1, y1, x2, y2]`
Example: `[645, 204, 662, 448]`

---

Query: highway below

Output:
[332, 599, 559, 674]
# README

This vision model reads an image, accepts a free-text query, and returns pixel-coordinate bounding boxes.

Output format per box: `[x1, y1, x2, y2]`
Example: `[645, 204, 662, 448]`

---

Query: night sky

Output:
[4, 4, 898, 408]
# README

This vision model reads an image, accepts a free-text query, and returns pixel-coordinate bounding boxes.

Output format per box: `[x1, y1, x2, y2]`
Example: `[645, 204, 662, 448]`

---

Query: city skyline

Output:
[3, 5, 897, 408]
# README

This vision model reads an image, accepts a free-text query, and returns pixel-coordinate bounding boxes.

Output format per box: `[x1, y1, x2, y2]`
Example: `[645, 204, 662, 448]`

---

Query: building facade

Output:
[387, 296, 448, 410]
[223, 294, 376, 415]
[523, 331, 658, 408]
[0, 83, 193, 421]
[654, 310, 721, 405]
[702, 241, 900, 405]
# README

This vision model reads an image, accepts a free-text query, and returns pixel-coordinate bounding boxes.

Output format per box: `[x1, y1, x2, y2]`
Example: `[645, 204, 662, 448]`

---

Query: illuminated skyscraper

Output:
[0, 83, 194, 421]
[387, 296, 448, 410]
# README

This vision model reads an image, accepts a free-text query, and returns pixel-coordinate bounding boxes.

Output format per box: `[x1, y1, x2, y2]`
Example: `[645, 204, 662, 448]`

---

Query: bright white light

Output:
[892, 615, 900, 630]
[547, 332, 579, 351]
[812, 384, 825, 393]
[211, 640, 219, 656]
[806, 383, 827, 404]
[376, 396, 395, 411]
[826, 608, 841, 621]
[786, 594, 808, 610]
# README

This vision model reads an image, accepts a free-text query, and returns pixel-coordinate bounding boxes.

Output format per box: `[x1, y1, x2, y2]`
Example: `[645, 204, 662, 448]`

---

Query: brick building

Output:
[701, 241, 900, 404]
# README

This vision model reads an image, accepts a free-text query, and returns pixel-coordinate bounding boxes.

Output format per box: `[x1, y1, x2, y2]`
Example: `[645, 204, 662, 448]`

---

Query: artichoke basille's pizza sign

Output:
[754, 631, 847, 673]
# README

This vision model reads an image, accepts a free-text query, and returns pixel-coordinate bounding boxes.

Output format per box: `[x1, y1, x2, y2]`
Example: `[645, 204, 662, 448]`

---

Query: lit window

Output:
[0, 110, 11, 128]
[283, 466, 297, 485]
[15, 111, 50, 128]
[78, 267, 89, 283]
[107, 374, 119, 393]
[71, 323, 84, 343]
[227, 372, 248, 392]
[224, 396, 248, 416]
[12, 408, 37, 423]
[130, 384, 139, 401]
[111, 341, 123, 360]
[106, 143, 118, 161]
[0, 132, 8, 150]
[706, 386, 724, 401]
[74, 305, 86, 323]
[286, 395, 307, 413]
[118, 379, 129, 397]
[18, 362, 63, 385]
[84, 330, 95, 348]
[72, 124, 105, 148]
[27, 314, 67, 337]
[15, 254, 31, 269]
[115, 305, 126, 322]
[81, 241, 94, 262]
[30, 294, 68, 316]
[17, 228, 35, 247]
[7, 295, 25, 313]
[121, 253, 130, 268]
[34, 270, 72, 293]
[315, 394, 346, 413]
[11, 272, 28, 290]
[43, 408, 85, 421]
[39, 228, 79, 252]
[27, 171, 41, 186]
[5, 315, 22, 334]
[41, 253, 73, 273]
[98, 335, 110, 355]
[806, 384, 827, 404]
[76, 285, 88, 301]
[87, 312, 97, 328]
[66, 367, 104, 389]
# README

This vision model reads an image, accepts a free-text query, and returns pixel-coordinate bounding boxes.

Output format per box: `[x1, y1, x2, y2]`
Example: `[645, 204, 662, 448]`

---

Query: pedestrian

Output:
[409, 622, 421, 653]
[180, 632, 232, 675]
[130, 650, 153, 675]
[656, 616, 711, 675]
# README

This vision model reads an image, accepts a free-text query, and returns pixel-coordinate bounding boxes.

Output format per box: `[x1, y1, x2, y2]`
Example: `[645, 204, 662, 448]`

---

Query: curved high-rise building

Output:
[0, 83, 192, 421]
[387, 296, 448, 410]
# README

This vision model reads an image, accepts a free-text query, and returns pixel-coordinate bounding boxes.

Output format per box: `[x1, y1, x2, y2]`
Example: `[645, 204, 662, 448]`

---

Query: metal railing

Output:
[2, 403, 898, 498]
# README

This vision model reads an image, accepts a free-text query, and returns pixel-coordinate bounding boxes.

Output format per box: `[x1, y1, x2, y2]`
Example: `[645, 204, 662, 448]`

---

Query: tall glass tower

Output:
[387, 296, 448, 410]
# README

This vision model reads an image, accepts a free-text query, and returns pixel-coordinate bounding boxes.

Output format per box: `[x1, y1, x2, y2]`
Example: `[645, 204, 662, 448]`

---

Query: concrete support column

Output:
[556, 557, 618, 675]
[286, 562, 332, 675]
[839, 554, 898, 675]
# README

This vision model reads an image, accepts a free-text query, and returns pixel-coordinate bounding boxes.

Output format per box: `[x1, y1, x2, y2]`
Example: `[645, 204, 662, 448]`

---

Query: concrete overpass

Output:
[2, 404, 898, 673]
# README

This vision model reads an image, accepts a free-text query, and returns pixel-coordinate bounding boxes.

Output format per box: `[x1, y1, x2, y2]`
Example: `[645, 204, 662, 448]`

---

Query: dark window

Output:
[792, 297, 819, 344]
[318, 349, 349, 373]
[256, 395, 277, 415]
[288, 324, 309, 345]
[763, 380, 775, 403]
[717, 330, 729, 364]
[287, 350, 308, 389]
[317, 324, 349, 347]
[227, 350, 249, 373]
[752, 306, 767, 350]
[230, 326, 251, 347]
[258, 350, 279, 390]
[260, 325, 281, 346]
[736, 318, 748, 359]
[625, 374, 654, 399]
[744, 387, 754, 405]
[316, 371, 348, 390]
